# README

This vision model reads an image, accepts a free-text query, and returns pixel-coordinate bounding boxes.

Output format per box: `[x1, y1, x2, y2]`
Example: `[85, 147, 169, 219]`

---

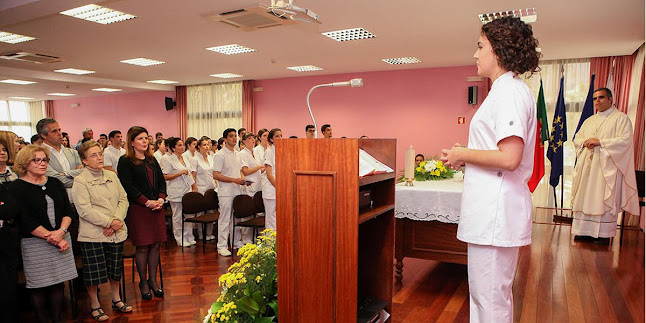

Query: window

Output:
[523, 59, 591, 208]
[0, 100, 33, 140]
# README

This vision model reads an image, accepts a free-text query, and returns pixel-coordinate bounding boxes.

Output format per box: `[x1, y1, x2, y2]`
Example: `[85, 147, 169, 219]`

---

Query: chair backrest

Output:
[253, 191, 264, 213]
[204, 189, 219, 211]
[182, 192, 205, 214]
[636, 170, 645, 198]
[232, 194, 256, 219]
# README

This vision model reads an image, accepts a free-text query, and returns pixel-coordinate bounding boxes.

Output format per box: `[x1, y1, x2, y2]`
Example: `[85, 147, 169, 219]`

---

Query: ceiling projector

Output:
[268, 0, 321, 24]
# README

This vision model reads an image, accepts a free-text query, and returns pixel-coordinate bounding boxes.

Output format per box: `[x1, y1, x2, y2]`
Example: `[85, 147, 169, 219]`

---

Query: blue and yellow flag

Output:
[547, 76, 567, 188]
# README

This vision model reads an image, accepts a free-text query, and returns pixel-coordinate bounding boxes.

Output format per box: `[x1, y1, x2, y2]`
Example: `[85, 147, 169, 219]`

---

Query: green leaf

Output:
[254, 317, 275, 323]
[244, 287, 252, 297]
[267, 300, 278, 319]
[211, 302, 223, 313]
[251, 291, 264, 306]
[237, 296, 261, 317]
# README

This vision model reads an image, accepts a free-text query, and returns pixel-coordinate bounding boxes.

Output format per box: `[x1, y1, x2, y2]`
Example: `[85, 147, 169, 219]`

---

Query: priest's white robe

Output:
[570, 107, 640, 238]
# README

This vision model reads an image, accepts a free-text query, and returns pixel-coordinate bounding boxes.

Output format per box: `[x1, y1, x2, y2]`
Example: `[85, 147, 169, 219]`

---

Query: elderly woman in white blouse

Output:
[162, 137, 197, 247]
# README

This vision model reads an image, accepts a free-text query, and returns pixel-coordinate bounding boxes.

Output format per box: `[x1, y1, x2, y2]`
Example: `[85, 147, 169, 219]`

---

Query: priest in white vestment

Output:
[571, 88, 639, 243]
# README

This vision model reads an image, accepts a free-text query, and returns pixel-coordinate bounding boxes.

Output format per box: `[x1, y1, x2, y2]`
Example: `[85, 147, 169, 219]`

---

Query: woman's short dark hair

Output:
[481, 17, 541, 76]
[185, 137, 197, 147]
[242, 133, 255, 141]
[415, 154, 425, 160]
[257, 128, 268, 138]
[155, 138, 165, 150]
[166, 137, 182, 152]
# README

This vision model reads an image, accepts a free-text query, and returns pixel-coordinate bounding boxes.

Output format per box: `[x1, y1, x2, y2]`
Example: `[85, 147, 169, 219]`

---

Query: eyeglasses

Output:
[87, 152, 104, 159]
[31, 157, 50, 164]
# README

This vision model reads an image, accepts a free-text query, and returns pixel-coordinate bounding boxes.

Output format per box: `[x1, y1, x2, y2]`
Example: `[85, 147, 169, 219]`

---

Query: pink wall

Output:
[253, 65, 486, 169]
[53, 91, 177, 144]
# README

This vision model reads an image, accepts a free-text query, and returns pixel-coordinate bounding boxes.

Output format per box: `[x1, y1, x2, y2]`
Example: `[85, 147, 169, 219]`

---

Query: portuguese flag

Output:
[528, 79, 549, 192]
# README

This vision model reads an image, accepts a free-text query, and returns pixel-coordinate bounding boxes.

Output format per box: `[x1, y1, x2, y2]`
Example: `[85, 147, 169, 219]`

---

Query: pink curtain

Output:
[176, 86, 187, 139]
[45, 100, 55, 119]
[634, 62, 645, 171]
[242, 80, 255, 133]
[590, 55, 635, 113]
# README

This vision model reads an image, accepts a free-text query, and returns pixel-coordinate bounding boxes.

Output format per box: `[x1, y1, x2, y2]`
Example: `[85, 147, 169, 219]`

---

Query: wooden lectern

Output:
[276, 138, 396, 322]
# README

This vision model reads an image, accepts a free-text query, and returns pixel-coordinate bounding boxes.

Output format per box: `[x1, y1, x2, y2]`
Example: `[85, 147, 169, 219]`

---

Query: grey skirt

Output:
[20, 233, 78, 289]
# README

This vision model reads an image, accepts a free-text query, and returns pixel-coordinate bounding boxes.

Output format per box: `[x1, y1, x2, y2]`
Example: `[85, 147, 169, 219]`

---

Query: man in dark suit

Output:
[36, 118, 83, 191]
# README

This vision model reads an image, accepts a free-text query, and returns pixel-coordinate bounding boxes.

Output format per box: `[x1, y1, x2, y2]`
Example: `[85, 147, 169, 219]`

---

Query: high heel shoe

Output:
[138, 281, 152, 300]
[148, 279, 164, 298]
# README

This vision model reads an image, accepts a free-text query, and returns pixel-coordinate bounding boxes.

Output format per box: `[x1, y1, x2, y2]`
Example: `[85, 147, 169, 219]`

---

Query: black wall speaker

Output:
[468, 86, 478, 105]
[165, 97, 176, 111]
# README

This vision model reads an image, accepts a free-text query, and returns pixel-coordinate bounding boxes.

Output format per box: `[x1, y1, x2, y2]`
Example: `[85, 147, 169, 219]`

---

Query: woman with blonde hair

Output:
[9, 145, 78, 322]
[0, 130, 20, 165]
[117, 127, 166, 300]
[72, 141, 132, 321]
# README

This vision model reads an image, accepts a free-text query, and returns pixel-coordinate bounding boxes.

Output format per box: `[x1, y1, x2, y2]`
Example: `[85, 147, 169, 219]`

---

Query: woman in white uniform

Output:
[441, 17, 540, 323]
[161, 138, 197, 247]
[191, 137, 216, 240]
[182, 137, 198, 165]
[253, 129, 269, 167]
[262, 128, 282, 231]
[239, 133, 265, 197]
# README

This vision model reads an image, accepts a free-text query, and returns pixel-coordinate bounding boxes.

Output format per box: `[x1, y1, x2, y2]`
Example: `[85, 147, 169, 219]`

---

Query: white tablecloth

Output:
[394, 173, 464, 224]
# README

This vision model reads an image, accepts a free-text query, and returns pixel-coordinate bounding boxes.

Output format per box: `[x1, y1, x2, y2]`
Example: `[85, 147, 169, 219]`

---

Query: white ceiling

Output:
[0, 0, 643, 101]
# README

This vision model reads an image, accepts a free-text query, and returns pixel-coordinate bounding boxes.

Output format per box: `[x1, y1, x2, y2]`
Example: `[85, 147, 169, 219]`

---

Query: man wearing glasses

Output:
[305, 125, 315, 138]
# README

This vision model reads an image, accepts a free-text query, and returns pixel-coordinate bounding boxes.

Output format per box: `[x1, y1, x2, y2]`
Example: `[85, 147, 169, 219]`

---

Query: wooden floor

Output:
[20, 214, 645, 323]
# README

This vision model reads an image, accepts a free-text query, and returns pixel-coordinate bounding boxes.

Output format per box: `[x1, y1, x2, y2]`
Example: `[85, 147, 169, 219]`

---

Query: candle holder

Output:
[404, 178, 414, 186]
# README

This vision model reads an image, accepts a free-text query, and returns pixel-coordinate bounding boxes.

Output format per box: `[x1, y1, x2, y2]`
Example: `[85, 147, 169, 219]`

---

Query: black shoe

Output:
[138, 281, 152, 300]
[595, 237, 611, 245]
[148, 279, 164, 298]
[574, 235, 595, 242]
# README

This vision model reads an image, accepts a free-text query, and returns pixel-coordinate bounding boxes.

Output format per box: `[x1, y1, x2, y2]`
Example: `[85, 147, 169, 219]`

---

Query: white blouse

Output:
[191, 153, 216, 194]
[239, 147, 262, 194]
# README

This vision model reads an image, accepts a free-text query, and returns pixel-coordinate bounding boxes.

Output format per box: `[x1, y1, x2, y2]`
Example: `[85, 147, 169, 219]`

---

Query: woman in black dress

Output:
[117, 126, 166, 300]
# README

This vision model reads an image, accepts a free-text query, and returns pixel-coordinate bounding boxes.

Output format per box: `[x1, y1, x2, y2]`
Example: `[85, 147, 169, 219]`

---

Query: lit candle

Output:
[405, 146, 415, 179]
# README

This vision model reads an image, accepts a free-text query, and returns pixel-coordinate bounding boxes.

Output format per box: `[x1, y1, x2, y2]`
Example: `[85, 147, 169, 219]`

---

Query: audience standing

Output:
[162, 138, 197, 247]
[117, 126, 166, 300]
[72, 141, 132, 321]
[263, 128, 282, 231]
[10, 145, 78, 322]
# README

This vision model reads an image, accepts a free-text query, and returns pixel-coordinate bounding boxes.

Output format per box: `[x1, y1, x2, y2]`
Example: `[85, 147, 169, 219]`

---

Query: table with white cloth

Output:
[394, 175, 467, 283]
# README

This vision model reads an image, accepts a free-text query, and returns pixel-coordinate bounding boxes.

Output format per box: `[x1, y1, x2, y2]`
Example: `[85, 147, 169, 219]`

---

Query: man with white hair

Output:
[75, 128, 94, 150]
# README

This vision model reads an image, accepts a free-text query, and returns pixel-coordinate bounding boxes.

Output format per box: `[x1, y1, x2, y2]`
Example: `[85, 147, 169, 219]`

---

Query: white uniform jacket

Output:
[192, 153, 216, 194]
[457, 71, 537, 247]
[161, 154, 195, 202]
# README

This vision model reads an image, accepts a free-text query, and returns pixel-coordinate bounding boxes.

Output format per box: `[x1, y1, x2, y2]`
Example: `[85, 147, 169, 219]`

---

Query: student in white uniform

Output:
[239, 133, 265, 197]
[103, 130, 126, 173]
[191, 137, 216, 241]
[441, 17, 540, 323]
[253, 129, 269, 167]
[153, 139, 166, 166]
[263, 128, 282, 231]
[212, 128, 249, 257]
[161, 138, 197, 247]
[182, 137, 198, 165]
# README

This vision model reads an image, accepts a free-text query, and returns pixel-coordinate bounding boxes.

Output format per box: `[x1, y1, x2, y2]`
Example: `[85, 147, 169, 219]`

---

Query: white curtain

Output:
[523, 59, 591, 209]
[187, 82, 242, 140]
[29, 101, 45, 137]
[627, 43, 644, 127]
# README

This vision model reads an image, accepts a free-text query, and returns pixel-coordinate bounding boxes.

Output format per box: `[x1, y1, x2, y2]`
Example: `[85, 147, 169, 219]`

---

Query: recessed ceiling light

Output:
[9, 96, 36, 100]
[479, 8, 537, 24]
[60, 4, 137, 24]
[120, 58, 165, 67]
[92, 88, 122, 92]
[286, 65, 324, 72]
[0, 79, 37, 85]
[147, 80, 178, 84]
[54, 68, 96, 75]
[382, 57, 421, 65]
[209, 73, 243, 79]
[48, 93, 75, 96]
[322, 28, 377, 42]
[205, 44, 256, 55]
[0, 31, 36, 44]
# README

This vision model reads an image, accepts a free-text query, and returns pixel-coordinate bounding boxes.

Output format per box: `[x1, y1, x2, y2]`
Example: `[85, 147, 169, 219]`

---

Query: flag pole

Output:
[560, 174, 564, 217]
